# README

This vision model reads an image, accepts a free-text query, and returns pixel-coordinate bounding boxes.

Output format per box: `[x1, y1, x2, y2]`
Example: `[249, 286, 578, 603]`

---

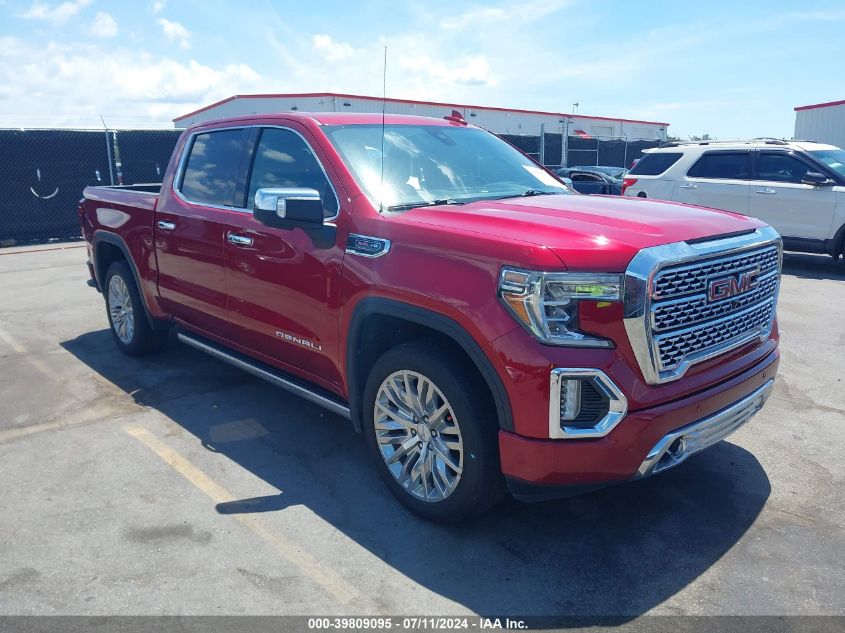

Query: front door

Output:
[672, 150, 751, 214]
[223, 125, 346, 390]
[749, 151, 837, 240]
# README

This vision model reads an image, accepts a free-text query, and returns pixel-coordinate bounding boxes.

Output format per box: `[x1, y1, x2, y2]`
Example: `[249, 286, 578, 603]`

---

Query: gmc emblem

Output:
[708, 267, 760, 302]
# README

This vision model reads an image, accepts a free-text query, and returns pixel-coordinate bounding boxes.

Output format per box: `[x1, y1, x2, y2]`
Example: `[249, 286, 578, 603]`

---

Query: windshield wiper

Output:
[386, 199, 465, 212]
[494, 189, 562, 200]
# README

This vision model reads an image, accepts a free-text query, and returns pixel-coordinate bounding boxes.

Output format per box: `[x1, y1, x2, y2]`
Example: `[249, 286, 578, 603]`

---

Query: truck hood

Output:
[401, 193, 766, 271]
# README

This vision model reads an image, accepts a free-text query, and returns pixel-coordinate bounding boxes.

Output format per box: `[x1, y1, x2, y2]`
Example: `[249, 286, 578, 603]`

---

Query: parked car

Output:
[622, 139, 845, 259]
[79, 112, 781, 522]
[554, 166, 626, 195]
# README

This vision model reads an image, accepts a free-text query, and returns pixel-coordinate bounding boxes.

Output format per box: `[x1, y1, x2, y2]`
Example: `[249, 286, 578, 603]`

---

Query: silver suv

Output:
[622, 139, 845, 259]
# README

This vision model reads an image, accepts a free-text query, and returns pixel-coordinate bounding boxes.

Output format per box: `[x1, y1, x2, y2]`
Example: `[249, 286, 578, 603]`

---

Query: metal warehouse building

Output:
[794, 99, 845, 148]
[174, 92, 668, 140]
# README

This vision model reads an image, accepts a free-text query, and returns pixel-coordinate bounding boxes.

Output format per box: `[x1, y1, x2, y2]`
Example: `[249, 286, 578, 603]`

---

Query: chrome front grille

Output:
[623, 228, 782, 385]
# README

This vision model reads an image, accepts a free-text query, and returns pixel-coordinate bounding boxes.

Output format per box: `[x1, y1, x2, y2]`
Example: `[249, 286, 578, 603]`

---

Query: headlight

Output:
[498, 268, 623, 347]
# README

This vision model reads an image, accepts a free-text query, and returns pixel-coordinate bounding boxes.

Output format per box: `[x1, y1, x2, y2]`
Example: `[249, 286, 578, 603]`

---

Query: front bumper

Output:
[500, 347, 779, 501]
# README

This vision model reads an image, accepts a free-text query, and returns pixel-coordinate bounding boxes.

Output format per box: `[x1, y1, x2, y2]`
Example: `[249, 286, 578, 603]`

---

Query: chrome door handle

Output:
[679, 183, 698, 189]
[755, 188, 777, 194]
[156, 221, 175, 231]
[227, 232, 254, 247]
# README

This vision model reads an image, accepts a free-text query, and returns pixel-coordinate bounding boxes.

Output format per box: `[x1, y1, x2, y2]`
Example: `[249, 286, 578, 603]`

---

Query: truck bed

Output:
[82, 183, 161, 212]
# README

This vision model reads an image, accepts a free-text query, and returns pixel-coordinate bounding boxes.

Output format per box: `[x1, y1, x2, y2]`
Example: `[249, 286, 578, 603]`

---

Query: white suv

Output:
[622, 140, 845, 259]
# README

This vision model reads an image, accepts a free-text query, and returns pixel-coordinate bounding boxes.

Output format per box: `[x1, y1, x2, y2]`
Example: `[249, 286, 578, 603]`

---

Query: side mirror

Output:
[253, 188, 324, 228]
[802, 172, 833, 186]
[559, 177, 574, 188]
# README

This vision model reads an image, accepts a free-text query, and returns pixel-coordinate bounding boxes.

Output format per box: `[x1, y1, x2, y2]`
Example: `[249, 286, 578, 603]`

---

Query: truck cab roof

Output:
[186, 111, 474, 131]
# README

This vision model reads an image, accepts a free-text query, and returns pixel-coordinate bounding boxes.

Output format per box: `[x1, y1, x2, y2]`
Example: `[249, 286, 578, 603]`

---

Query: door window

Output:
[687, 152, 750, 180]
[179, 129, 249, 207]
[247, 128, 338, 218]
[628, 152, 682, 175]
[571, 173, 603, 182]
[757, 153, 813, 183]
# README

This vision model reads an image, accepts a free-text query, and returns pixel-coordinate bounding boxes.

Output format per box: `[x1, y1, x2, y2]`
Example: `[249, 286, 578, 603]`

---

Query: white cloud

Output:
[17, 0, 92, 24]
[312, 34, 355, 62]
[264, 27, 500, 100]
[441, 0, 576, 29]
[399, 53, 497, 87]
[440, 7, 507, 30]
[152, 0, 167, 14]
[89, 11, 118, 38]
[0, 36, 263, 127]
[157, 18, 191, 49]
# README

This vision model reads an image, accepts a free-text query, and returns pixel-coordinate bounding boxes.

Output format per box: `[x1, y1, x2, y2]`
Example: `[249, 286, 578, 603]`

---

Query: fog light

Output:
[559, 379, 582, 421]
[549, 368, 628, 439]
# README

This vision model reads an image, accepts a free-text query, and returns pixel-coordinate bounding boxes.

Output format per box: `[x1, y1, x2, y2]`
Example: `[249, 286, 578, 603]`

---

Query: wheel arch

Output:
[92, 231, 168, 330]
[346, 297, 514, 434]
[830, 221, 845, 258]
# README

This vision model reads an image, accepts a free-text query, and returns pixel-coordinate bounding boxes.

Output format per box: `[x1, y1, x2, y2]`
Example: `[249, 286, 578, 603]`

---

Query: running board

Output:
[177, 331, 351, 420]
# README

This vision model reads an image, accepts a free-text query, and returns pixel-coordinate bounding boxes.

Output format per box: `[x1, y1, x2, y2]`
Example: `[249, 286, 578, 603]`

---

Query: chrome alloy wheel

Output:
[108, 275, 134, 344]
[374, 370, 464, 502]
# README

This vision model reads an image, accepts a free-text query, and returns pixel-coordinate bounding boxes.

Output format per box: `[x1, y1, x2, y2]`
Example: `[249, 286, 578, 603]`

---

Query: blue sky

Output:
[1, 0, 843, 137]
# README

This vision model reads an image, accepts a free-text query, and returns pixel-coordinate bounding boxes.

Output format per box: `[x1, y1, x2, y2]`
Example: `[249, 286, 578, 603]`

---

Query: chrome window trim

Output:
[548, 368, 628, 439]
[173, 124, 341, 221]
[623, 226, 782, 385]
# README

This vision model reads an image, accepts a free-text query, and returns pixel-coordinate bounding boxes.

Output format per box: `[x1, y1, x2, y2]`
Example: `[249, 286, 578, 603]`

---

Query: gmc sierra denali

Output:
[79, 112, 781, 522]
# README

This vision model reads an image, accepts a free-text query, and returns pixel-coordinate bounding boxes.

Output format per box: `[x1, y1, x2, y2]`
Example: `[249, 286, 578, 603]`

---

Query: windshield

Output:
[323, 124, 569, 209]
[808, 149, 845, 178]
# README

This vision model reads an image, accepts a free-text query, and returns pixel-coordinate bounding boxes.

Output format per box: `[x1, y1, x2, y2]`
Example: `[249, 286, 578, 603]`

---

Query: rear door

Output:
[222, 125, 346, 390]
[749, 150, 837, 240]
[155, 127, 251, 335]
[672, 150, 751, 214]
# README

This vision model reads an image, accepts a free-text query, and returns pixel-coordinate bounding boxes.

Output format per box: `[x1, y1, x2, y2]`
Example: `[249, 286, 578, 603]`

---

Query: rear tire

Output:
[362, 341, 504, 522]
[104, 261, 168, 356]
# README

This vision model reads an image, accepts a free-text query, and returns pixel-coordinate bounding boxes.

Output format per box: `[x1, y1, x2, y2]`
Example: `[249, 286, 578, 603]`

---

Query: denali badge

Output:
[275, 330, 322, 351]
[345, 233, 391, 258]
[708, 267, 760, 302]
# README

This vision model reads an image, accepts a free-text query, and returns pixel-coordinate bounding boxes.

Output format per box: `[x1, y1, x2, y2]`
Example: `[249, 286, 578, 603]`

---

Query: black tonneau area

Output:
[92, 183, 162, 194]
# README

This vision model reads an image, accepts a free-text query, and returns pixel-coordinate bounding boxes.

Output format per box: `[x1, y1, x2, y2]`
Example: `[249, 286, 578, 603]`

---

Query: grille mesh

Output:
[655, 301, 774, 370]
[652, 246, 779, 300]
[652, 272, 779, 332]
[649, 244, 780, 372]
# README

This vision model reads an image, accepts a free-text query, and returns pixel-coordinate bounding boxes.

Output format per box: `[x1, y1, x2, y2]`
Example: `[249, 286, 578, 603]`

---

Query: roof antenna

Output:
[379, 45, 387, 214]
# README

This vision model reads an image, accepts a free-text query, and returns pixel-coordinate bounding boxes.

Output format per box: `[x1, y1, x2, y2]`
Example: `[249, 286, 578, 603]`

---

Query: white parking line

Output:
[0, 323, 61, 381]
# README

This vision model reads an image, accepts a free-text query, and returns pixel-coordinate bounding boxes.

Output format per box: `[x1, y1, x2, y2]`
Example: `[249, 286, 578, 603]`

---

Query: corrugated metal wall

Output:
[794, 104, 845, 148]
[174, 95, 668, 141]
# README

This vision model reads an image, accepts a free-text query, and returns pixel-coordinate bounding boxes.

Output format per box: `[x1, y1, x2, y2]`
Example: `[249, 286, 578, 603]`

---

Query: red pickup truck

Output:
[80, 112, 781, 522]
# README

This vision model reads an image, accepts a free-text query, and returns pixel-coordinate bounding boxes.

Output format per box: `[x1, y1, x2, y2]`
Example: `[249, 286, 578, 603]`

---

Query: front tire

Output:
[104, 261, 167, 356]
[362, 341, 503, 522]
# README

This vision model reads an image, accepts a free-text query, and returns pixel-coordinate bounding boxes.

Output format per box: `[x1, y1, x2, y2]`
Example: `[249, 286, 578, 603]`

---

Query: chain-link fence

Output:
[0, 129, 181, 245]
[499, 132, 663, 170]
[0, 127, 660, 246]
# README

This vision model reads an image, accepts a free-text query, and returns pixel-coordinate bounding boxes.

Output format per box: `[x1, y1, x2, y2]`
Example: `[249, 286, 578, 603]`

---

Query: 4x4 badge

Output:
[708, 267, 760, 302]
